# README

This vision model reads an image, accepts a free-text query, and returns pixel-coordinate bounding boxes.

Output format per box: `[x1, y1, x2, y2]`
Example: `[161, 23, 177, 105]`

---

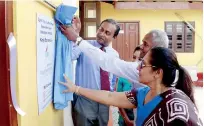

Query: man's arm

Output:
[60, 25, 139, 83]
[71, 43, 81, 60]
[78, 40, 139, 83]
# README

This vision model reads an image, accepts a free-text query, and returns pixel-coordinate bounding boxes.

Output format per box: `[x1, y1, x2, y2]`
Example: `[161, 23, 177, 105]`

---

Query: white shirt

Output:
[78, 40, 140, 84]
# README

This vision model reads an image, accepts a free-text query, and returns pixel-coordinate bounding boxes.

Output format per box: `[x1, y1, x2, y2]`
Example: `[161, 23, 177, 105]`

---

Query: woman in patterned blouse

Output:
[59, 47, 202, 126]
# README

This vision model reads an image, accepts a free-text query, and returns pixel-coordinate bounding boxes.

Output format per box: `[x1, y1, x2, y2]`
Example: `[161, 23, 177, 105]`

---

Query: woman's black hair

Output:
[150, 47, 195, 104]
[133, 46, 141, 53]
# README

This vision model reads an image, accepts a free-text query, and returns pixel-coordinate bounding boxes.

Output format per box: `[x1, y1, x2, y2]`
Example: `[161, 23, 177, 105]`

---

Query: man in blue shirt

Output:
[71, 17, 120, 126]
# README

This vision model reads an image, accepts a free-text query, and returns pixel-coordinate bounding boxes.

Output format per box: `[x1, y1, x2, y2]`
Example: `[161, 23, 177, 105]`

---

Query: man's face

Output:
[96, 22, 116, 46]
[140, 33, 154, 58]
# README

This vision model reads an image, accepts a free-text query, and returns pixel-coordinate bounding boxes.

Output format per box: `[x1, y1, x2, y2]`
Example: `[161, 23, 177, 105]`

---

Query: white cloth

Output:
[78, 40, 140, 84]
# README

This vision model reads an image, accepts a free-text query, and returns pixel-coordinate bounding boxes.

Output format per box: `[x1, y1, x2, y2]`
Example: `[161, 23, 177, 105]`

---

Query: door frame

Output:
[0, 1, 18, 126]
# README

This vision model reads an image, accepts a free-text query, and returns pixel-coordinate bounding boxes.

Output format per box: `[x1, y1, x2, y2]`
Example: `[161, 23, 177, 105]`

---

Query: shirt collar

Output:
[94, 41, 111, 49]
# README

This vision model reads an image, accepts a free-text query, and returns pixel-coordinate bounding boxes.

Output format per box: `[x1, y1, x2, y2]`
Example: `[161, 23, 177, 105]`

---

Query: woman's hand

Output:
[58, 74, 77, 93]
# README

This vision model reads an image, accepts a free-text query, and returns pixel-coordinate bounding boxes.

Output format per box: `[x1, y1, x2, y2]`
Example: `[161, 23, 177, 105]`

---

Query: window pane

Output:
[84, 3, 96, 18]
[176, 23, 183, 33]
[167, 35, 172, 40]
[177, 35, 182, 40]
[175, 23, 184, 52]
[186, 24, 193, 41]
[177, 43, 182, 49]
[187, 34, 192, 40]
[84, 22, 96, 38]
[169, 42, 172, 49]
[166, 24, 173, 32]
[186, 25, 193, 33]
[167, 34, 172, 49]
[185, 22, 194, 52]
[165, 23, 173, 50]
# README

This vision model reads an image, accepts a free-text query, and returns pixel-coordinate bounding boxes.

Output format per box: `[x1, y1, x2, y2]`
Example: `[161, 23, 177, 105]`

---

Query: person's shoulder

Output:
[137, 86, 150, 92]
[129, 86, 149, 98]
[86, 40, 97, 45]
[110, 47, 118, 54]
[160, 88, 202, 125]
[106, 47, 119, 57]
[113, 49, 119, 57]
[162, 88, 190, 101]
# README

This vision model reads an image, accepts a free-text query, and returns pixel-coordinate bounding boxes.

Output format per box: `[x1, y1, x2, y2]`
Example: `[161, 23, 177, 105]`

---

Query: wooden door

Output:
[112, 22, 139, 61]
[0, 1, 17, 126]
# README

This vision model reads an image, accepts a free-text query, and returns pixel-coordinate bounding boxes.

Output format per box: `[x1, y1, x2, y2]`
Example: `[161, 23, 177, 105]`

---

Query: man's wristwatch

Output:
[76, 36, 83, 46]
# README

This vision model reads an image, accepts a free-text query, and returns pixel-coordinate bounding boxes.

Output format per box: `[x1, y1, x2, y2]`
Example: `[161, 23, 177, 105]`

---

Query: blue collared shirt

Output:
[72, 40, 119, 91]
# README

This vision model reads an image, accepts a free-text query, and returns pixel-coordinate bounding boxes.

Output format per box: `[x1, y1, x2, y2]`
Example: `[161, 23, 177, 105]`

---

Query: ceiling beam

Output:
[115, 2, 202, 10]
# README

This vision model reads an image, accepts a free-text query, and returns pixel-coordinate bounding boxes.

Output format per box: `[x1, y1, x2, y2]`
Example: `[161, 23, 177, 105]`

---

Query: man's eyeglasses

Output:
[139, 60, 157, 69]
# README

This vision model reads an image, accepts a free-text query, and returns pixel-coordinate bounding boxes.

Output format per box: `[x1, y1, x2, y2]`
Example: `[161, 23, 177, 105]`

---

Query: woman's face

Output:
[137, 51, 157, 85]
[133, 50, 140, 61]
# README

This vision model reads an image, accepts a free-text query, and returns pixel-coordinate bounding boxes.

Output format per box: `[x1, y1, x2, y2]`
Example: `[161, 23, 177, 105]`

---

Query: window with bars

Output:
[165, 22, 195, 53]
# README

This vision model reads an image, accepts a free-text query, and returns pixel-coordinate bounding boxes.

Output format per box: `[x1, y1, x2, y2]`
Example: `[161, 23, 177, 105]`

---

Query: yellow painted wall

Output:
[101, 2, 203, 72]
[13, 1, 66, 126]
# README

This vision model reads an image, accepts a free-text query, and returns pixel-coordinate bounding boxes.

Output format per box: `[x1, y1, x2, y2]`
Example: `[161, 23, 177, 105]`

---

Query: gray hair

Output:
[148, 29, 169, 48]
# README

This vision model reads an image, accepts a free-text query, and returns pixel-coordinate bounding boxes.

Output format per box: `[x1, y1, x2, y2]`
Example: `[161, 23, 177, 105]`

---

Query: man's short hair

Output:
[99, 19, 120, 38]
[148, 29, 169, 48]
